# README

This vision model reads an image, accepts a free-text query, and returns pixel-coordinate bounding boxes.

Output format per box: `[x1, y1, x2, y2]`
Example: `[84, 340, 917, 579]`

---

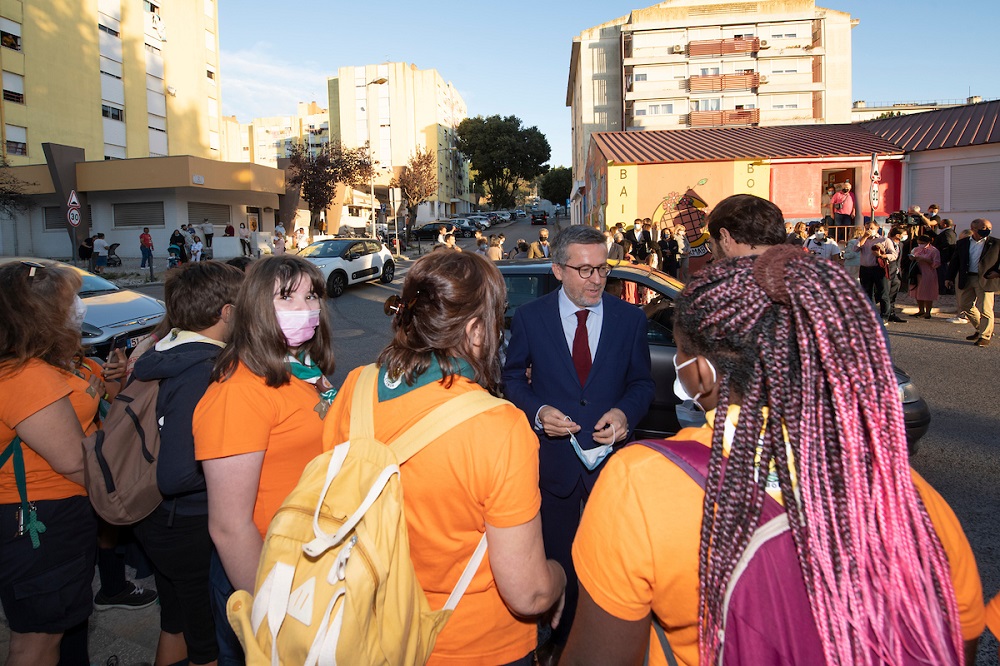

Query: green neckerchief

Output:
[287, 353, 337, 404]
[377, 356, 476, 402]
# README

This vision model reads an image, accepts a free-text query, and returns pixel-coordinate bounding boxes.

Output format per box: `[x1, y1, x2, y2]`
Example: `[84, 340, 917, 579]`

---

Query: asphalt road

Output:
[7, 220, 995, 664]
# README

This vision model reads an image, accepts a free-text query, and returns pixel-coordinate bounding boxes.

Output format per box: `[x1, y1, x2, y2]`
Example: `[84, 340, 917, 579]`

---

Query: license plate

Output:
[126, 334, 146, 350]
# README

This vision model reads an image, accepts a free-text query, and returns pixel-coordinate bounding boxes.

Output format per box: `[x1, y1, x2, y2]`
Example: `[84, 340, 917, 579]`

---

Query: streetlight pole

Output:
[366, 77, 388, 239]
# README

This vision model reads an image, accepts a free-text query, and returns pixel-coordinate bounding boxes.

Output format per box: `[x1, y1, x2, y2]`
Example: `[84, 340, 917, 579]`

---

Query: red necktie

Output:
[573, 310, 591, 386]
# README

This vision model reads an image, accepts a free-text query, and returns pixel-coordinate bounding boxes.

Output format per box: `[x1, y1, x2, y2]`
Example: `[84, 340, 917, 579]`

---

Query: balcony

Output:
[688, 37, 760, 57]
[690, 108, 760, 127]
[689, 72, 760, 92]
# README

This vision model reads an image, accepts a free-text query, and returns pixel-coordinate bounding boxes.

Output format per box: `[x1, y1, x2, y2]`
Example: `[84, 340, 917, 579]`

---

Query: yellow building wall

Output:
[633, 161, 769, 226]
[0, 0, 217, 166]
[605, 164, 639, 226]
[6, 1, 104, 164]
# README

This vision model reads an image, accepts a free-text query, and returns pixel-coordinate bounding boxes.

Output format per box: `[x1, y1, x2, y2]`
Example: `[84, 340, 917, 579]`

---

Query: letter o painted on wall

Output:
[747, 179, 755, 188]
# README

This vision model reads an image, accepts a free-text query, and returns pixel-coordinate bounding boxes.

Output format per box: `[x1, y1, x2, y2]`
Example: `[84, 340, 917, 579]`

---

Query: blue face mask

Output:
[568, 428, 614, 471]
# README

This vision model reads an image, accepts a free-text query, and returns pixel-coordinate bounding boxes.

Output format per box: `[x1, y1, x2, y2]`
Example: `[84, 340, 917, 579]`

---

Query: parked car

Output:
[2, 257, 166, 360]
[496, 260, 930, 451]
[530, 210, 548, 225]
[467, 215, 490, 229]
[297, 238, 395, 297]
[514, 210, 527, 218]
[496, 212, 513, 222]
[411, 222, 455, 241]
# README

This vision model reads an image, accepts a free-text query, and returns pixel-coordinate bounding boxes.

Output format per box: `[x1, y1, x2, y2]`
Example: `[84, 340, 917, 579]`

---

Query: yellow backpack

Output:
[227, 364, 507, 665]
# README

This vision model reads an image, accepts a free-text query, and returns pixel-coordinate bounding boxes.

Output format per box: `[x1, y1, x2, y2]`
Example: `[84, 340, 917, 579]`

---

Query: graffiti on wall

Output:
[650, 179, 713, 274]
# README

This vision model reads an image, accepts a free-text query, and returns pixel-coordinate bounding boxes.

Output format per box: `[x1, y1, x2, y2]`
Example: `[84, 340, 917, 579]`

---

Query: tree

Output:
[286, 141, 373, 230]
[390, 147, 437, 238]
[0, 157, 30, 218]
[457, 115, 550, 210]
[539, 166, 572, 208]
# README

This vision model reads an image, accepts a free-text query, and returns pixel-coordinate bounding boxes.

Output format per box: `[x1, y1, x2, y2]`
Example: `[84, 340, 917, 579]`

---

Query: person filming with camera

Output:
[857, 220, 897, 322]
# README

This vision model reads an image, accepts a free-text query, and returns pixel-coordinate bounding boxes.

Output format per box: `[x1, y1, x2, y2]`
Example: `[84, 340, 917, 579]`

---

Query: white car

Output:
[297, 238, 395, 297]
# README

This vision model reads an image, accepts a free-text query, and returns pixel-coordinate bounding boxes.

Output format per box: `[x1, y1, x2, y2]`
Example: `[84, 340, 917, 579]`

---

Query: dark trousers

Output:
[209, 549, 245, 666]
[860, 265, 889, 317]
[239, 239, 252, 256]
[834, 212, 854, 227]
[938, 263, 955, 295]
[888, 271, 901, 317]
[204, 233, 214, 248]
[540, 478, 588, 646]
[140, 245, 152, 267]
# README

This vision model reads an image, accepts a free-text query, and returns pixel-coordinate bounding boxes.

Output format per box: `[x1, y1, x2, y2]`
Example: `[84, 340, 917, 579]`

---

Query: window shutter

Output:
[114, 201, 165, 228]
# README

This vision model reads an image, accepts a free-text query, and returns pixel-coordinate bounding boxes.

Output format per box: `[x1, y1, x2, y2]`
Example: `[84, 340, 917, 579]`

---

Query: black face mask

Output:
[977, 228, 991, 239]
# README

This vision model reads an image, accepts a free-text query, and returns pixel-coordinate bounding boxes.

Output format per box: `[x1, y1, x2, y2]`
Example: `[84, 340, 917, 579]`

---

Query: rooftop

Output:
[862, 99, 1000, 152]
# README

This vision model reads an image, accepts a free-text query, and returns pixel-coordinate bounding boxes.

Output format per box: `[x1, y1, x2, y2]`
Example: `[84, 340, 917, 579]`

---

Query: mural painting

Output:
[651, 180, 713, 275]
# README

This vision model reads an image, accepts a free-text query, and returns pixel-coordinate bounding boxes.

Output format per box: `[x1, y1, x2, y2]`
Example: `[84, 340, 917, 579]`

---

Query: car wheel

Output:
[380, 260, 395, 284]
[327, 271, 348, 298]
[463, 230, 473, 238]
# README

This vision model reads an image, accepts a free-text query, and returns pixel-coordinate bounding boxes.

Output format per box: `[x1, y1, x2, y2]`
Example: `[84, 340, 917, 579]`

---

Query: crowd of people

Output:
[2, 193, 998, 665]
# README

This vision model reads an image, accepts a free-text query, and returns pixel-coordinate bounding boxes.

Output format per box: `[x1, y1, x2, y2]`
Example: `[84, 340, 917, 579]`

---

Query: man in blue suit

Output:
[502, 225, 655, 664]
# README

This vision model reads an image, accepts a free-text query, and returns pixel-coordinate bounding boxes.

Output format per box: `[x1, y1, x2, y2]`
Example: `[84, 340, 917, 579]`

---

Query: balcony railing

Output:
[688, 37, 760, 57]
[689, 72, 760, 92]
[690, 108, 760, 127]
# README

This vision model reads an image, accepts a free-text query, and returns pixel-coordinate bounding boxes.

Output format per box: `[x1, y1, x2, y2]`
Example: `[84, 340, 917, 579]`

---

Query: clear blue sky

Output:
[218, 1, 1000, 168]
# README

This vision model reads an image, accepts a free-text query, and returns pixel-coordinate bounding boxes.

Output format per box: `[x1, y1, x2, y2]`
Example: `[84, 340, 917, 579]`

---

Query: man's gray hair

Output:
[551, 225, 607, 265]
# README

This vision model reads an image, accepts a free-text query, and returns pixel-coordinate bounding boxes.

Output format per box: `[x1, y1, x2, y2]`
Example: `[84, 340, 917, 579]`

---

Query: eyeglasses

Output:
[561, 263, 611, 279]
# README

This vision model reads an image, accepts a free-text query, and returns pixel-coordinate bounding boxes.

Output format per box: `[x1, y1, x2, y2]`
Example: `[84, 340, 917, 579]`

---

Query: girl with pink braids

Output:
[565, 244, 983, 665]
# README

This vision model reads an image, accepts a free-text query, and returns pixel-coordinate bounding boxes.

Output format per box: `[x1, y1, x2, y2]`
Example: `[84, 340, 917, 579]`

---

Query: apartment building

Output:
[238, 101, 330, 168]
[567, 0, 856, 203]
[1, 0, 222, 165]
[327, 62, 475, 223]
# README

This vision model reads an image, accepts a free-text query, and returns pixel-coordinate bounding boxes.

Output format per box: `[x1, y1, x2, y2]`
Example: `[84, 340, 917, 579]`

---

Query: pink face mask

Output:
[275, 309, 321, 347]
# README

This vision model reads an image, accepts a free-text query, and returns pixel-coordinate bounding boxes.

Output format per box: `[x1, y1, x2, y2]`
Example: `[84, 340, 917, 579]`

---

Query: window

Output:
[1, 18, 22, 51]
[772, 67, 798, 74]
[735, 104, 756, 110]
[691, 98, 721, 112]
[115, 202, 165, 228]
[772, 103, 798, 109]
[205, 30, 215, 51]
[143, 1, 160, 14]
[102, 104, 125, 121]
[206, 66, 216, 83]
[647, 104, 674, 115]
[635, 109, 647, 116]
[700, 67, 720, 76]
[100, 57, 123, 79]
[99, 23, 120, 38]
[3, 71, 24, 104]
[634, 73, 647, 81]
[188, 202, 230, 229]
[144, 42, 161, 55]
[5, 123, 27, 156]
[204, 0, 215, 17]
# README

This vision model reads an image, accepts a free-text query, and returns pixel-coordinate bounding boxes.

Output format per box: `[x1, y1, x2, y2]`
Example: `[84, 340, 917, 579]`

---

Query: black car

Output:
[412, 221, 477, 241]
[530, 210, 548, 225]
[497, 260, 930, 451]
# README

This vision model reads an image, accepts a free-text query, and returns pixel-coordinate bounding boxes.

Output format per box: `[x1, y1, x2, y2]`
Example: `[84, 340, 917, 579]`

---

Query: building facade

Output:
[1, 0, 223, 165]
[567, 0, 856, 222]
[327, 62, 475, 224]
[238, 101, 330, 168]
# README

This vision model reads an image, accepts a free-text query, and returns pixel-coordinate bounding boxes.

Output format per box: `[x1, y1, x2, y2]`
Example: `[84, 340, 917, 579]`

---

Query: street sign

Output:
[869, 153, 881, 213]
[67, 189, 81, 208]
[68, 208, 82, 227]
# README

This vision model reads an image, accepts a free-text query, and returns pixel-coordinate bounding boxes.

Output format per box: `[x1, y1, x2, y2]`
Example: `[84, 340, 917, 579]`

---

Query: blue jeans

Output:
[140, 245, 152, 267]
[209, 549, 246, 666]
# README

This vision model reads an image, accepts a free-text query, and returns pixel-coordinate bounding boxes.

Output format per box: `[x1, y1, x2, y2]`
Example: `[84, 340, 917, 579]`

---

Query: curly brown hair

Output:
[0, 261, 82, 375]
[378, 251, 506, 393]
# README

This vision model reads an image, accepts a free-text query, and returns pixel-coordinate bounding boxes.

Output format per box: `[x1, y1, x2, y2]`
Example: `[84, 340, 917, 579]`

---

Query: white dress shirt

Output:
[557, 287, 603, 361]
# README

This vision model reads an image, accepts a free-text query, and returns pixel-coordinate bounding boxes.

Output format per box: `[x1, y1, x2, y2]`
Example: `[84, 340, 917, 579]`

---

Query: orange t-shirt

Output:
[573, 429, 984, 666]
[193, 362, 327, 537]
[0, 359, 87, 503]
[985, 594, 1000, 658]
[324, 366, 541, 666]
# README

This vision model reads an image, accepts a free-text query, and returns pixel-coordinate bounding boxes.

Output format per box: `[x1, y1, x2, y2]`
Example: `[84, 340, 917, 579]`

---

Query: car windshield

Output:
[299, 240, 353, 258]
[78, 273, 119, 296]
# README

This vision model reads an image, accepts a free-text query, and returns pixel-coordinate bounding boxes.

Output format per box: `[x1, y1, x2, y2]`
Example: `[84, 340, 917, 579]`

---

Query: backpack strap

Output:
[635, 438, 785, 521]
[0, 437, 46, 549]
[643, 616, 679, 666]
[349, 365, 380, 442]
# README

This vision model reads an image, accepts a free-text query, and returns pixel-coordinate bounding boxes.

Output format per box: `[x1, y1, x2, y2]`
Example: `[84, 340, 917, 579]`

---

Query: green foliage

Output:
[390, 147, 437, 229]
[874, 111, 902, 119]
[539, 166, 572, 207]
[0, 157, 31, 218]
[286, 141, 373, 228]
[457, 115, 550, 210]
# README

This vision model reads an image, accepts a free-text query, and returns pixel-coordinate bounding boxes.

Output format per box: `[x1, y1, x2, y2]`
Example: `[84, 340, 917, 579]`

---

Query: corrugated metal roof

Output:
[862, 99, 1000, 152]
[591, 123, 904, 164]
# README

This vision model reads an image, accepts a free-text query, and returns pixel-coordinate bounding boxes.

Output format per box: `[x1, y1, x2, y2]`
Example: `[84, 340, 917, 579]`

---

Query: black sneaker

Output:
[94, 582, 158, 610]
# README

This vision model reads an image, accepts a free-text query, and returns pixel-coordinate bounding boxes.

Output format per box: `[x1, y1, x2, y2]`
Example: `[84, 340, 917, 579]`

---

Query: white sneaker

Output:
[947, 316, 968, 324]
